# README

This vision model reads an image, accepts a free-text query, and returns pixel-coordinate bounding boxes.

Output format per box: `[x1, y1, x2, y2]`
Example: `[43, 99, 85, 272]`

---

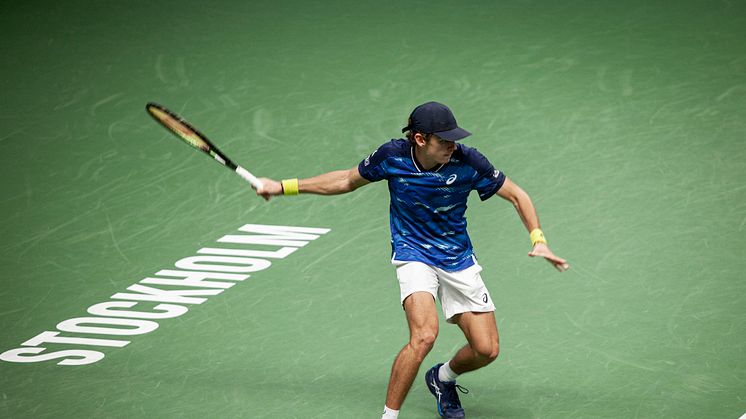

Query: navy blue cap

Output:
[401, 101, 471, 141]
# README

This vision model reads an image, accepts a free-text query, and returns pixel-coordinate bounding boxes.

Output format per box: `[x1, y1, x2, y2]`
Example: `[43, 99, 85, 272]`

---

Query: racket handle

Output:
[235, 166, 263, 189]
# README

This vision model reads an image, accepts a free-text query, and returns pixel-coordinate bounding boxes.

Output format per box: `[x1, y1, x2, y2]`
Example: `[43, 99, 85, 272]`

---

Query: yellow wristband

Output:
[530, 228, 547, 246]
[281, 178, 299, 196]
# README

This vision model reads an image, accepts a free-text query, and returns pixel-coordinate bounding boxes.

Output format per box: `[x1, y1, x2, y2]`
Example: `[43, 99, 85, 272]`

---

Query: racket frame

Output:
[146, 102, 262, 189]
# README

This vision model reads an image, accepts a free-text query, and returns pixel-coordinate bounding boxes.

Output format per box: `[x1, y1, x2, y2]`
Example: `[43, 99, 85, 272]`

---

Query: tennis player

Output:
[255, 101, 569, 418]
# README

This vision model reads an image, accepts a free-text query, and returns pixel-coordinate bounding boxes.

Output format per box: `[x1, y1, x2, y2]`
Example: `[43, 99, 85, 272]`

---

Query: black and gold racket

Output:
[146, 102, 263, 189]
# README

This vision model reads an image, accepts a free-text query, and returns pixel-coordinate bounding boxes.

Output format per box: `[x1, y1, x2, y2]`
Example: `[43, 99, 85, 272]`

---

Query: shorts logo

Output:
[446, 174, 457, 185]
[493, 170, 501, 178]
[482, 293, 488, 303]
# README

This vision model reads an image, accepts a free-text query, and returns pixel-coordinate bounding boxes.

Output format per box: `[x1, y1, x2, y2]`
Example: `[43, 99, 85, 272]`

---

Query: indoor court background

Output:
[1, 1, 744, 418]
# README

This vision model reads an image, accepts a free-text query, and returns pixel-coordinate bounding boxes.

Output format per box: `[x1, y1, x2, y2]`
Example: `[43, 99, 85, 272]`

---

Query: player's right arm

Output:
[255, 166, 370, 200]
[256, 140, 395, 200]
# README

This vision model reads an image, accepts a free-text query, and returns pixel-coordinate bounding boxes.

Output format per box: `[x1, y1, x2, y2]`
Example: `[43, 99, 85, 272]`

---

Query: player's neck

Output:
[413, 146, 440, 172]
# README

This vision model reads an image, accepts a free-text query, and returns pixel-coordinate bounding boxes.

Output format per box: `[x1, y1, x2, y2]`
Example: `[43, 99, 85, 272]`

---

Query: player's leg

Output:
[449, 311, 500, 374]
[384, 291, 440, 410]
[436, 262, 499, 374]
[422, 263, 497, 418]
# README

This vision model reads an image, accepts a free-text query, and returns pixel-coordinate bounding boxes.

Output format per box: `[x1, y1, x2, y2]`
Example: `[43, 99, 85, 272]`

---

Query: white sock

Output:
[381, 405, 399, 418]
[438, 361, 459, 383]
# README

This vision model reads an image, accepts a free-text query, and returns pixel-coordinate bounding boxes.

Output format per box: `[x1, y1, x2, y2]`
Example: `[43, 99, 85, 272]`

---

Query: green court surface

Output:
[1, 1, 744, 418]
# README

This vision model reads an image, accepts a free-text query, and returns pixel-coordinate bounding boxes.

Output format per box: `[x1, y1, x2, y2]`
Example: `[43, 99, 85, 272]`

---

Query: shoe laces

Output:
[442, 381, 469, 407]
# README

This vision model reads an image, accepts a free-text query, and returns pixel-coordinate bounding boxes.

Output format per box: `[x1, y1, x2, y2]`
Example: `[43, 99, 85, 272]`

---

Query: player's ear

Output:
[414, 133, 427, 147]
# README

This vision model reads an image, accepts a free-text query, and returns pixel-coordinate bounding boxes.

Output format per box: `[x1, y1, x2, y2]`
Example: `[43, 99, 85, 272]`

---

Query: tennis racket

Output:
[146, 102, 263, 189]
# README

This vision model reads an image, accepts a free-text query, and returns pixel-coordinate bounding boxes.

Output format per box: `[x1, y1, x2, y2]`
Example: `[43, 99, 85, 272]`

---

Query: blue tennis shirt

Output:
[358, 138, 506, 271]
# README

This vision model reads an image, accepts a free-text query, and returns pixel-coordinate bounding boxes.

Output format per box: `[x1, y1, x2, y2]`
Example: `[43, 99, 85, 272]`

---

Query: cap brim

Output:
[435, 127, 471, 141]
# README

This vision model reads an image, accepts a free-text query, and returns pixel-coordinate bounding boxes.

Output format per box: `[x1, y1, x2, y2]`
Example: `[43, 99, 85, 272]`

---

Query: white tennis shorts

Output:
[394, 260, 496, 323]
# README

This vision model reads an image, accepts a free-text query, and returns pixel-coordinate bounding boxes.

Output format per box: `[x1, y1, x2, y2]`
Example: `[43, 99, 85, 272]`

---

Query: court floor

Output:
[1, 1, 744, 418]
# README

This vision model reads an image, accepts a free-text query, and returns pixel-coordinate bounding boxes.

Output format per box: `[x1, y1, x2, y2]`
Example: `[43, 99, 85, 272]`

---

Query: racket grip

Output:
[235, 166, 263, 189]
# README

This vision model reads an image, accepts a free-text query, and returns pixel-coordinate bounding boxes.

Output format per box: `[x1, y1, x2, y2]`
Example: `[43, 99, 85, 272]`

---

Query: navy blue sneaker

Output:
[425, 364, 469, 418]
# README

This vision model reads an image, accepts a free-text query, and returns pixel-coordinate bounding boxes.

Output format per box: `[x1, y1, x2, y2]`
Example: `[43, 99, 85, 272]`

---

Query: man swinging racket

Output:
[255, 101, 569, 418]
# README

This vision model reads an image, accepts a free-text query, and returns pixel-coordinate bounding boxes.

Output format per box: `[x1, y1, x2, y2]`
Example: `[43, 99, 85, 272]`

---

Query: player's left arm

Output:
[496, 177, 570, 272]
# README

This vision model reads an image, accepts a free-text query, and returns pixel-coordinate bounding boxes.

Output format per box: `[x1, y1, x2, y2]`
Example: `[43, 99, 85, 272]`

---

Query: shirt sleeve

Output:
[462, 146, 506, 201]
[357, 141, 396, 182]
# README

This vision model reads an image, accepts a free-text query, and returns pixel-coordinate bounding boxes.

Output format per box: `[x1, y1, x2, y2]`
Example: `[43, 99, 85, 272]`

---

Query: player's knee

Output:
[487, 343, 500, 361]
[474, 341, 499, 363]
[411, 331, 438, 356]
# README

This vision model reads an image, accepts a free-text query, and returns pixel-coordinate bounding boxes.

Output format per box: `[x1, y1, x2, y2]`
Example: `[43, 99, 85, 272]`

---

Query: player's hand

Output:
[255, 178, 283, 201]
[528, 243, 570, 272]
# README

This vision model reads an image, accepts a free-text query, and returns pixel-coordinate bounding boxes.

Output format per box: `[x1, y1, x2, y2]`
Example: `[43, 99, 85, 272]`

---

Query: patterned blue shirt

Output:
[358, 139, 506, 271]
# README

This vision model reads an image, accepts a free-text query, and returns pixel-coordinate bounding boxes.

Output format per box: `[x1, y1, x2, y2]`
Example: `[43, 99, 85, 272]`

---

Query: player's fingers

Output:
[255, 178, 273, 193]
[542, 253, 567, 264]
[553, 261, 570, 272]
[528, 250, 555, 259]
[529, 251, 570, 272]
[553, 260, 570, 271]
[255, 187, 270, 201]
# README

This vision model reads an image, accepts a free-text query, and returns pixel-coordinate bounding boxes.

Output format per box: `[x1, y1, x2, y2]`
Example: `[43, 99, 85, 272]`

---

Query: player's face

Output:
[425, 135, 456, 164]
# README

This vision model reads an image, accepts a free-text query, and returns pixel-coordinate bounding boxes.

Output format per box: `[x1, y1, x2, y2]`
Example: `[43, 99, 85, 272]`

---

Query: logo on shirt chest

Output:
[446, 174, 458, 185]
